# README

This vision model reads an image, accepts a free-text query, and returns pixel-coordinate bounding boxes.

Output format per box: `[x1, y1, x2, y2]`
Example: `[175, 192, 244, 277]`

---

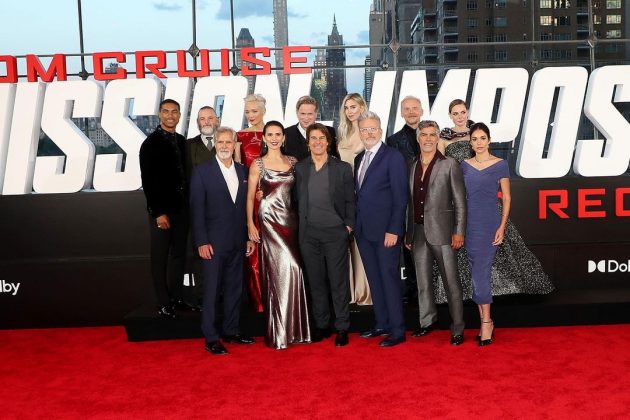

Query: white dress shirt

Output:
[356, 140, 383, 180]
[298, 124, 307, 139]
[216, 156, 239, 203]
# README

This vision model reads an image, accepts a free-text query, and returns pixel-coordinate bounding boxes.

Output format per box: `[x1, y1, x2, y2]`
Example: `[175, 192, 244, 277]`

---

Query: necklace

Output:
[474, 155, 492, 164]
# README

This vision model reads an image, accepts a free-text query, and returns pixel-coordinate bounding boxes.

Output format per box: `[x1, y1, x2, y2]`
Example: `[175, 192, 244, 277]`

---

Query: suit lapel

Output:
[235, 164, 246, 205]
[210, 159, 235, 204]
[328, 158, 336, 202]
[360, 144, 385, 189]
[428, 158, 443, 188]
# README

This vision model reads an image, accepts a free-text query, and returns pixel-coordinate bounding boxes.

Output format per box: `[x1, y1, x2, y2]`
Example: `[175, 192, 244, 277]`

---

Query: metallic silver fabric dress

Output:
[256, 157, 311, 349]
[431, 141, 554, 303]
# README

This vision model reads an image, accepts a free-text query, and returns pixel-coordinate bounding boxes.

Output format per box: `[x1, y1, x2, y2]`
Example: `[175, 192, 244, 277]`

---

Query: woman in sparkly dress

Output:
[236, 94, 266, 312]
[337, 93, 371, 305]
[432, 99, 554, 306]
[246, 121, 311, 349]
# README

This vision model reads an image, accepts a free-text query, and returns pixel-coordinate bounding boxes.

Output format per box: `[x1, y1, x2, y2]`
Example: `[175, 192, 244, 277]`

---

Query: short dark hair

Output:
[263, 120, 285, 135]
[198, 106, 216, 115]
[160, 98, 180, 111]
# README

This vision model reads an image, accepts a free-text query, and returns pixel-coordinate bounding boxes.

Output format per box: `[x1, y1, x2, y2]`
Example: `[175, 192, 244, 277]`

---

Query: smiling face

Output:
[308, 129, 329, 158]
[197, 108, 219, 136]
[263, 124, 284, 151]
[401, 98, 423, 128]
[159, 102, 181, 133]
[215, 131, 236, 162]
[244, 101, 264, 127]
[344, 98, 364, 123]
[470, 128, 491, 155]
[297, 103, 317, 129]
[358, 118, 382, 150]
[449, 104, 469, 129]
[417, 126, 439, 154]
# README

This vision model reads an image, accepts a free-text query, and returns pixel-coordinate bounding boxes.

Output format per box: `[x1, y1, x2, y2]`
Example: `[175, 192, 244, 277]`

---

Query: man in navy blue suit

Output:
[354, 111, 409, 347]
[189, 126, 255, 355]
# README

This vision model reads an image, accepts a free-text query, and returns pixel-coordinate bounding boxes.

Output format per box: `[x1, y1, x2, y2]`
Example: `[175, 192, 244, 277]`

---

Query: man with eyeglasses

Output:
[353, 111, 409, 347]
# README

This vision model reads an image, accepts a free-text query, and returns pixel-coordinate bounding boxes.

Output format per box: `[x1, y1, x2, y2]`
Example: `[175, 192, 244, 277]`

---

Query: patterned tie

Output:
[206, 136, 213, 150]
[358, 150, 372, 188]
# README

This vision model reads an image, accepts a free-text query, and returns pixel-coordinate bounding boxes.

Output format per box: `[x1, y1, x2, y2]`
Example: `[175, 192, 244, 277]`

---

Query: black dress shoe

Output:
[450, 334, 464, 346]
[205, 341, 228, 355]
[157, 305, 176, 318]
[379, 335, 406, 347]
[411, 324, 436, 337]
[311, 327, 332, 343]
[222, 334, 255, 344]
[334, 330, 349, 347]
[360, 328, 389, 338]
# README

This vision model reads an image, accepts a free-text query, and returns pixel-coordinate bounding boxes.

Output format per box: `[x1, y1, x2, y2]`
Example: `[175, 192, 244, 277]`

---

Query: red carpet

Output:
[1, 325, 629, 419]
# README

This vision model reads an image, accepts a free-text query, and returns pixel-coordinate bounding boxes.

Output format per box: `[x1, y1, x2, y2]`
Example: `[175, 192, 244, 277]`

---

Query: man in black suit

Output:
[184, 106, 220, 309]
[284, 95, 339, 161]
[189, 126, 255, 355]
[139, 99, 188, 318]
[385, 95, 424, 303]
[294, 123, 355, 347]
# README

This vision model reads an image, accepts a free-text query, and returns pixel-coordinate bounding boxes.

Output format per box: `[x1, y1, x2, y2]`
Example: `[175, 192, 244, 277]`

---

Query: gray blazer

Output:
[405, 156, 466, 246]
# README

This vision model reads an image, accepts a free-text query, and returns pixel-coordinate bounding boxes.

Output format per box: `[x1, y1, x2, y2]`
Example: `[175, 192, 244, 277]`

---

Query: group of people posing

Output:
[139, 93, 554, 356]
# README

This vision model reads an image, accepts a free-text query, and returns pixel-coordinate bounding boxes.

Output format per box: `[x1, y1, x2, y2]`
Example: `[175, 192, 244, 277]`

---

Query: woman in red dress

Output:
[236, 94, 266, 312]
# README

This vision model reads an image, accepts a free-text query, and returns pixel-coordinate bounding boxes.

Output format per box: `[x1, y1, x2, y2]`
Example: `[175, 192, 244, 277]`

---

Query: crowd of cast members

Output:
[139, 93, 553, 356]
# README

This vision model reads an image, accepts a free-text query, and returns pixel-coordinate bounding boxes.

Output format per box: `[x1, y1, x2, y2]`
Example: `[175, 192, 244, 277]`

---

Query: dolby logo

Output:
[588, 260, 630, 273]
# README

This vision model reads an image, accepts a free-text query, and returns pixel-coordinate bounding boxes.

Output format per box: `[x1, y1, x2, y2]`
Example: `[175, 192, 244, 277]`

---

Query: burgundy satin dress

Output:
[238, 131, 263, 312]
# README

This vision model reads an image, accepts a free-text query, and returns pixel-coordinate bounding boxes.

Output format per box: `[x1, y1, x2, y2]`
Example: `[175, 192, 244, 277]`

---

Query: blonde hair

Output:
[338, 93, 367, 144]
[244, 93, 267, 114]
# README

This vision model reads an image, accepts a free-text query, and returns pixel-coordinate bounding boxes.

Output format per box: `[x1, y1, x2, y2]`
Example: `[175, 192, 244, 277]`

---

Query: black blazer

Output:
[284, 124, 339, 161]
[294, 156, 355, 244]
[189, 158, 248, 252]
[139, 126, 187, 218]
[385, 124, 419, 163]
[185, 134, 216, 182]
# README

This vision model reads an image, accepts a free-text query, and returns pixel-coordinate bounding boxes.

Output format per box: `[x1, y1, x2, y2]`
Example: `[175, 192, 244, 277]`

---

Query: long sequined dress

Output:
[237, 131, 263, 312]
[431, 140, 554, 303]
[255, 157, 311, 349]
[338, 130, 372, 305]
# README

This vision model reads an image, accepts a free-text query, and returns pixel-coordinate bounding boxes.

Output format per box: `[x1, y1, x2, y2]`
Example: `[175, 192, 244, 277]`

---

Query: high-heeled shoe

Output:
[478, 320, 494, 347]
[475, 317, 483, 342]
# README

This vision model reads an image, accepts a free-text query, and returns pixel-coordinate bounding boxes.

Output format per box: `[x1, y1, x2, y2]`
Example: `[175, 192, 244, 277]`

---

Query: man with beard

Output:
[186, 106, 220, 180]
[190, 126, 256, 355]
[183, 106, 221, 309]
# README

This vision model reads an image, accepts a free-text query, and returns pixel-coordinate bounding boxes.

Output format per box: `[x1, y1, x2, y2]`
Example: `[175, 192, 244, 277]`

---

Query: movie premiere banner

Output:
[0, 48, 629, 328]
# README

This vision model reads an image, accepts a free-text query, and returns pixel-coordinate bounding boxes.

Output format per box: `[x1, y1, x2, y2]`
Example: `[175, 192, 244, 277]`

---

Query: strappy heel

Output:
[478, 320, 494, 347]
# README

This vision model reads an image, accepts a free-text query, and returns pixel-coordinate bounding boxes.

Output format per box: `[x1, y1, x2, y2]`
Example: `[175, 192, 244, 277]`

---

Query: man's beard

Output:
[200, 125, 216, 136]
[217, 150, 233, 160]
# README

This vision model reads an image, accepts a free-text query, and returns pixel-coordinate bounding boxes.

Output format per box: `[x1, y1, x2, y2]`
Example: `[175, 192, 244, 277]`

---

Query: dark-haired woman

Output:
[246, 121, 311, 349]
[432, 100, 553, 308]
[462, 123, 510, 346]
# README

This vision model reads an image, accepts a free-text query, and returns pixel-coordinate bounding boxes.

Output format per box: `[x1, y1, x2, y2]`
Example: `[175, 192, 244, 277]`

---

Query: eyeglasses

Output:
[359, 127, 380, 133]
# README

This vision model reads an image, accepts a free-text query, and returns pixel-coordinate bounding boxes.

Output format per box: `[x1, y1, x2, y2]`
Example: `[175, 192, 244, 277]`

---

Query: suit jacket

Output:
[405, 156, 466, 246]
[385, 124, 419, 163]
[284, 123, 339, 161]
[139, 126, 187, 218]
[294, 156, 356, 244]
[189, 158, 248, 253]
[185, 134, 216, 182]
[354, 144, 409, 242]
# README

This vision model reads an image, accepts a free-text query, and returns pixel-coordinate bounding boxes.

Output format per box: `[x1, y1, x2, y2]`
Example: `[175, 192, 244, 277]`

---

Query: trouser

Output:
[300, 224, 351, 331]
[148, 211, 188, 306]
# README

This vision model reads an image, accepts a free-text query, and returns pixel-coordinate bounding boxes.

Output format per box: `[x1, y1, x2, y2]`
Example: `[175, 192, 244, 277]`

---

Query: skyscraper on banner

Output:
[273, 0, 289, 105]
[324, 16, 347, 126]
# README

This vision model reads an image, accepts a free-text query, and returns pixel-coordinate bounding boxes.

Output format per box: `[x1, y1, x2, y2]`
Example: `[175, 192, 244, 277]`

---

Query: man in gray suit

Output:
[404, 120, 466, 345]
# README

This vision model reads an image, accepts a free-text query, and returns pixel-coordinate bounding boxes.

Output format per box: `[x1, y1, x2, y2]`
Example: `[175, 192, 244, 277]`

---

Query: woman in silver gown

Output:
[246, 121, 311, 349]
[431, 99, 554, 304]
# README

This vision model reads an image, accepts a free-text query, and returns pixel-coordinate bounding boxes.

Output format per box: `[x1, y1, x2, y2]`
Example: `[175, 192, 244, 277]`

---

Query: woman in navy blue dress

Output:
[462, 122, 511, 346]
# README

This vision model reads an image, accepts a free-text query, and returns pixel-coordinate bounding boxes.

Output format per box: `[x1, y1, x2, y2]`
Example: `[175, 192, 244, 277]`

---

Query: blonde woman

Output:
[237, 93, 266, 312]
[337, 93, 371, 305]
